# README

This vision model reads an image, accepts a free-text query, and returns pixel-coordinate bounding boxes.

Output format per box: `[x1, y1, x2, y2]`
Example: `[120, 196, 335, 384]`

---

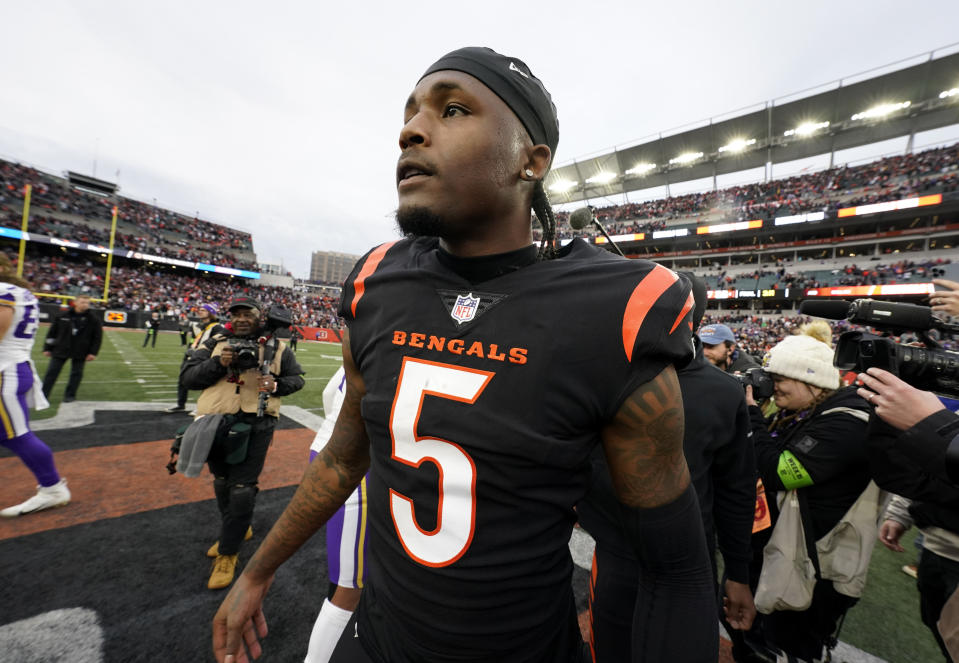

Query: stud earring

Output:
[524, 168, 534, 178]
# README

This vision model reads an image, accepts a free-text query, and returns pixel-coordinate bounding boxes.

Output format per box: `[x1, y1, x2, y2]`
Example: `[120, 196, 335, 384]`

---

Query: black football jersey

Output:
[339, 237, 694, 663]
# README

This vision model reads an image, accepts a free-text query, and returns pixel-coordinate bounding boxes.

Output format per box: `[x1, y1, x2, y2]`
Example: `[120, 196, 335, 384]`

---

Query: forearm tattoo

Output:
[602, 365, 689, 509]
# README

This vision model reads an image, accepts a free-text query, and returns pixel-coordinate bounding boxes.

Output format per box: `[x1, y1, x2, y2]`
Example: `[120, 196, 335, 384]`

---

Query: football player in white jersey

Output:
[304, 365, 367, 663]
[0, 255, 71, 517]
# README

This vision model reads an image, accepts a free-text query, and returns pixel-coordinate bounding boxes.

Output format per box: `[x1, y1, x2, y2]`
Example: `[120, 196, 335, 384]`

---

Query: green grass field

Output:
[31, 327, 941, 662]
[32, 327, 342, 419]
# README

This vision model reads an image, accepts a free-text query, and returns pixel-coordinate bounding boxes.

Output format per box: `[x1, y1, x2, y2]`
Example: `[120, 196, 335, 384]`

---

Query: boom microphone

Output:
[569, 206, 594, 230]
[567, 206, 626, 257]
[800, 298, 937, 331]
[798, 300, 858, 321]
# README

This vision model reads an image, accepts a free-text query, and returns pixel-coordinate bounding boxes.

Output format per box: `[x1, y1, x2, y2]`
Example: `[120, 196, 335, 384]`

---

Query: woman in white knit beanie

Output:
[762, 333, 840, 417]
[732, 326, 873, 663]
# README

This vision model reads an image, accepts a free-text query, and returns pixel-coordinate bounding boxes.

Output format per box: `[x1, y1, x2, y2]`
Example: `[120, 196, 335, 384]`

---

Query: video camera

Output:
[800, 299, 959, 398]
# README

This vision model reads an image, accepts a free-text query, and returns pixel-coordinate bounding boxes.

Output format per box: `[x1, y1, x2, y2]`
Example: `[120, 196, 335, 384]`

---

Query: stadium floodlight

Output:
[718, 138, 756, 153]
[549, 179, 578, 193]
[784, 121, 829, 137]
[851, 101, 910, 121]
[626, 163, 657, 176]
[669, 152, 703, 165]
[586, 171, 617, 185]
[941, 88, 959, 99]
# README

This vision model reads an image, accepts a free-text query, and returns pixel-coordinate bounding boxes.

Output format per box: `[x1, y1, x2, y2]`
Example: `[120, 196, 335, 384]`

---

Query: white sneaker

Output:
[0, 479, 71, 517]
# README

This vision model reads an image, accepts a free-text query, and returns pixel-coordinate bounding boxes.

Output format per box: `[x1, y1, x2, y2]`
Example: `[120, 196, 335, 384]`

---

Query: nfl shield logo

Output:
[451, 293, 480, 324]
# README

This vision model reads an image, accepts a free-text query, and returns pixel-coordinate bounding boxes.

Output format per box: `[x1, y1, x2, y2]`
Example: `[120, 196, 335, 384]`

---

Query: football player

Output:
[214, 47, 716, 663]
[0, 255, 71, 517]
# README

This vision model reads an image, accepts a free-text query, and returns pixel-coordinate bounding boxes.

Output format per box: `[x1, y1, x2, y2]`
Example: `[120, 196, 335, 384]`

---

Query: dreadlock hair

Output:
[531, 180, 558, 260]
[0, 253, 30, 289]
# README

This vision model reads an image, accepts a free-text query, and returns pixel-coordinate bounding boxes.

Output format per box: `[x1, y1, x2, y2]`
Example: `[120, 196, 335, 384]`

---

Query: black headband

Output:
[420, 47, 559, 157]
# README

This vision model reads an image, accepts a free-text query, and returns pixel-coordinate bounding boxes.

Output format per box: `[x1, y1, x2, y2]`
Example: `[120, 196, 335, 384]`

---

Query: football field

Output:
[22, 328, 940, 662]
[32, 327, 342, 419]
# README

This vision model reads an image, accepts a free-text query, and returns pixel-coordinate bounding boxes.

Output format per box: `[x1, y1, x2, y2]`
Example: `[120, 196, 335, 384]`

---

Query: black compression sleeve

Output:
[618, 483, 718, 663]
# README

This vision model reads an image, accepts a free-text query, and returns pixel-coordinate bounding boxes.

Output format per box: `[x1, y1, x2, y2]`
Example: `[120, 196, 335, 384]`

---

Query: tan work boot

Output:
[206, 526, 253, 558]
[208, 554, 239, 590]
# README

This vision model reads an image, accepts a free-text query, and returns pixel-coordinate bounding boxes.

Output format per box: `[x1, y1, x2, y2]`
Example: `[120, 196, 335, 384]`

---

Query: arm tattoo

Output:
[601, 365, 689, 508]
[244, 330, 370, 580]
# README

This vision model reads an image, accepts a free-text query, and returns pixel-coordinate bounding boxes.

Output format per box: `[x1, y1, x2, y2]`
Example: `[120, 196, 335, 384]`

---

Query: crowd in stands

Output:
[549, 142, 959, 240]
[0, 159, 256, 270]
[702, 257, 952, 291]
[24, 253, 342, 330]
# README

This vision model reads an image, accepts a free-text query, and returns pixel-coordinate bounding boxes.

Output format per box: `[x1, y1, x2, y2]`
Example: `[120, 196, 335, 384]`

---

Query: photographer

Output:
[859, 368, 959, 660]
[181, 296, 304, 590]
[166, 303, 222, 414]
[739, 330, 872, 662]
[858, 367, 959, 485]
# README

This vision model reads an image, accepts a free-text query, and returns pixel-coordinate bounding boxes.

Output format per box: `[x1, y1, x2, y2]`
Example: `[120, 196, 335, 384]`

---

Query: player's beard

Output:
[395, 205, 464, 241]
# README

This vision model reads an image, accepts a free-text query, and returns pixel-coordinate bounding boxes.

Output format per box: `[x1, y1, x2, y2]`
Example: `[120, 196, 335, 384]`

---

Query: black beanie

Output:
[420, 47, 559, 156]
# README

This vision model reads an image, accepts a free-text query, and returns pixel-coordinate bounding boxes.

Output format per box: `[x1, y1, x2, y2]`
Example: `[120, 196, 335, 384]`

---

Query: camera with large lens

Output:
[734, 367, 776, 401]
[228, 338, 261, 371]
[834, 331, 959, 397]
[800, 298, 959, 398]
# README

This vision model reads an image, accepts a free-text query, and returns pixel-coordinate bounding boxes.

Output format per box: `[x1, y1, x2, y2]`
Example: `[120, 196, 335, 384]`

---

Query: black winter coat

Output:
[868, 409, 959, 535]
[43, 309, 103, 359]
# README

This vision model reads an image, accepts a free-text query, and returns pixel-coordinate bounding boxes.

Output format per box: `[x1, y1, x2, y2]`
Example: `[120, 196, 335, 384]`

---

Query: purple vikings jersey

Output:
[0, 283, 45, 439]
[310, 366, 370, 589]
[0, 283, 40, 364]
[339, 237, 694, 663]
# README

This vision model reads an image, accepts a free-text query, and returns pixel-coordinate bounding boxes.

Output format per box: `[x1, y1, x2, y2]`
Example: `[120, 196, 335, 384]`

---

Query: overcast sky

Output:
[2, 1, 958, 278]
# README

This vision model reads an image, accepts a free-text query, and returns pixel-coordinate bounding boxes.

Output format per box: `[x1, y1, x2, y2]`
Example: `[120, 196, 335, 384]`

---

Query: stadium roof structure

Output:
[547, 46, 959, 205]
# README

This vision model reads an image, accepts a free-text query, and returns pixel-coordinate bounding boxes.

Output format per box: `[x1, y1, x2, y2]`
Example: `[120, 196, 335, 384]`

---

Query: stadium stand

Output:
[0, 159, 257, 270]
[551, 142, 959, 240]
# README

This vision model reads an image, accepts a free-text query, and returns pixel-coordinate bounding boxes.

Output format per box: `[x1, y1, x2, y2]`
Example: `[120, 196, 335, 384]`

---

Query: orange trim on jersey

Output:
[669, 291, 695, 334]
[621, 264, 678, 362]
[350, 242, 396, 317]
[588, 551, 597, 662]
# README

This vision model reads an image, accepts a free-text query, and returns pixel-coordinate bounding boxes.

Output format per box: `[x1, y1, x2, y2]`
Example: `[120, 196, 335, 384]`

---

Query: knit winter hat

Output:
[763, 334, 840, 390]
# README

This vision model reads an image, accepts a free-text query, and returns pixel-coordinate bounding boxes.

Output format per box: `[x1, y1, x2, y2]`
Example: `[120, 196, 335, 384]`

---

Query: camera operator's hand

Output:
[878, 519, 906, 553]
[857, 367, 945, 430]
[744, 385, 758, 407]
[932, 279, 959, 317]
[257, 375, 276, 393]
[219, 346, 235, 368]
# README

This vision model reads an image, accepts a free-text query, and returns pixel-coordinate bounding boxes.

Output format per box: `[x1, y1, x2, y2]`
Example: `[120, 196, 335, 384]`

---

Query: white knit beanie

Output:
[763, 334, 840, 390]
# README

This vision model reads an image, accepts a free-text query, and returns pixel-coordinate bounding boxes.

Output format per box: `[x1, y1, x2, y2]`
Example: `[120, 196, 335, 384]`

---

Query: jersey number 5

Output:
[389, 357, 494, 567]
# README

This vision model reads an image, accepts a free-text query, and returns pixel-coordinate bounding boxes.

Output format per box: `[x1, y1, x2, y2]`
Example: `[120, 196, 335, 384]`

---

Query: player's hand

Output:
[723, 579, 756, 631]
[212, 573, 274, 663]
[744, 385, 758, 407]
[85, 354, 96, 362]
[219, 347, 235, 368]
[932, 279, 959, 317]
[879, 519, 906, 553]
[856, 367, 944, 430]
[43, 351, 51, 357]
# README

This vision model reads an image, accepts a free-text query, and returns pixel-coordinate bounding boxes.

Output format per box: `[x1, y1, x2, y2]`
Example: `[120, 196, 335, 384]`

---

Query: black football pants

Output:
[206, 414, 275, 555]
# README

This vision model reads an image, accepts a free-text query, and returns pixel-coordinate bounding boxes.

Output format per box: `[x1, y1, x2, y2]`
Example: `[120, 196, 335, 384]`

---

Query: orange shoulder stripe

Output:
[621, 264, 678, 362]
[669, 291, 695, 334]
[350, 242, 396, 317]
